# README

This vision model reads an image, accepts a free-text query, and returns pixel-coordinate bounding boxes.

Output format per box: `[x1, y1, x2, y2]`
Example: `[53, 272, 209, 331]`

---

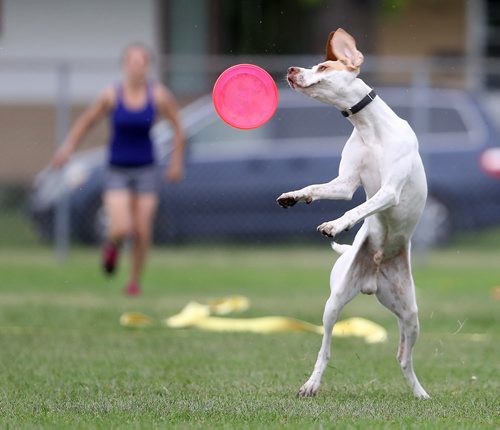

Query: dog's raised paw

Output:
[277, 193, 299, 208]
[317, 222, 334, 237]
[277, 197, 296, 208]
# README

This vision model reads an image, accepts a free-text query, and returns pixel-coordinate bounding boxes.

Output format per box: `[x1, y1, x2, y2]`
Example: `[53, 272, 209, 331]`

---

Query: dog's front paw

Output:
[297, 379, 320, 397]
[277, 192, 312, 208]
[317, 221, 339, 238]
[317, 219, 352, 238]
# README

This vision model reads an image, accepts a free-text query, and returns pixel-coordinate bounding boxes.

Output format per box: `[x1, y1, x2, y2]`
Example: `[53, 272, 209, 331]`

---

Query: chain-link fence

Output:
[2, 55, 500, 256]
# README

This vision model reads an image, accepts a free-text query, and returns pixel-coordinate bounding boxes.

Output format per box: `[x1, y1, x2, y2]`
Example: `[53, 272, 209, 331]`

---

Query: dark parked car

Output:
[29, 88, 500, 247]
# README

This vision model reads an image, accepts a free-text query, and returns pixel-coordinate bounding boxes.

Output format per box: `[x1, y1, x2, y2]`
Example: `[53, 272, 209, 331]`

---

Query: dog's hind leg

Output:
[375, 250, 430, 399]
[298, 250, 360, 397]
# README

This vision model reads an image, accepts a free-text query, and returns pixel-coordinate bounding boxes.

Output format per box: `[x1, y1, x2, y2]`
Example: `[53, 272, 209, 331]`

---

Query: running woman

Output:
[52, 43, 185, 296]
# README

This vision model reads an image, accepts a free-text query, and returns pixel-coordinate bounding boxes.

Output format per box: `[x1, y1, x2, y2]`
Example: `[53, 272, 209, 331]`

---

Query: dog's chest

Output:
[359, 145, 384, 197]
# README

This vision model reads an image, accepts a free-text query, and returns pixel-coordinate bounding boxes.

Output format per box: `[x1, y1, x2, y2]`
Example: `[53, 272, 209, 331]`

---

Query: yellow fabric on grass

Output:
[120, 296, 388, 344]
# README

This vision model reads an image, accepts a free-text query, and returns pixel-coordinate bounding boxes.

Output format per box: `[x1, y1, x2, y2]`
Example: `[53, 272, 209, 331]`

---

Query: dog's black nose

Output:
[288, 67, 299, 75]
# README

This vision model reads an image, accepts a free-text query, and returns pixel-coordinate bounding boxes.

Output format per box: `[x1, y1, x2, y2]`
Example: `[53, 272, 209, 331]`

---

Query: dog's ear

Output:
[325, 28, 364, 70]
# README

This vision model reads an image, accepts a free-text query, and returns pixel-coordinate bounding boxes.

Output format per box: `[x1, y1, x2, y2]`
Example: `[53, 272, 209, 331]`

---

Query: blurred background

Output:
[1, 0, 500, 257]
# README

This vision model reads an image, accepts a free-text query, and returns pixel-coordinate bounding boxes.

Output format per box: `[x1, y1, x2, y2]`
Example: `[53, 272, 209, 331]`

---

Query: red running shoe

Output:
[124, 281, 141, 296]
[102, 241, 119, 275]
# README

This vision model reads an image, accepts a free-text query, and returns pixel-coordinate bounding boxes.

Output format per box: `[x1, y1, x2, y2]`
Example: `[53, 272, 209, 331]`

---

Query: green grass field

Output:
[0, 244, 498, 429]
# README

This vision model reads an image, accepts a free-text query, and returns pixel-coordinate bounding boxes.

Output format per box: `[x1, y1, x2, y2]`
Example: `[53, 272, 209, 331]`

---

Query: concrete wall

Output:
[0, 104, 108, 183]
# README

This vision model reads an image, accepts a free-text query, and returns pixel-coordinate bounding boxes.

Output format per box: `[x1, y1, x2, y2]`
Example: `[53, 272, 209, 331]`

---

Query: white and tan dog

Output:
[277, 28, 429, 399]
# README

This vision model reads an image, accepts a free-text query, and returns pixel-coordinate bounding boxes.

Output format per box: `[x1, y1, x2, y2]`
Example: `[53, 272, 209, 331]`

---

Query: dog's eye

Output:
[317, 65, 327, 73]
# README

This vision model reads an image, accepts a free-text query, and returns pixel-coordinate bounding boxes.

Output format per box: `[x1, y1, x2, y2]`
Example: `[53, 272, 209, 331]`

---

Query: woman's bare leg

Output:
[104, 190, 133, 243]
[128, 192, 158, 288]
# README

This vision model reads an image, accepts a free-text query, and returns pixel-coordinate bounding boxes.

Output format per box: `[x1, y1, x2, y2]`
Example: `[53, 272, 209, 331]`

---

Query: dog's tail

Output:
[331, 241, 351, 254]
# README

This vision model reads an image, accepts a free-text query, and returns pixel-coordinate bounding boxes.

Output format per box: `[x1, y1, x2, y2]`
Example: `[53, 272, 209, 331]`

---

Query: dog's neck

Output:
[336, 78, 400, 142]
[331, 78, 373, 112]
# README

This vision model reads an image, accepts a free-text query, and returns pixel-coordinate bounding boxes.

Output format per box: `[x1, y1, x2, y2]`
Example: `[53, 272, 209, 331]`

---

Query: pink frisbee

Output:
[213, 64, 278, 130]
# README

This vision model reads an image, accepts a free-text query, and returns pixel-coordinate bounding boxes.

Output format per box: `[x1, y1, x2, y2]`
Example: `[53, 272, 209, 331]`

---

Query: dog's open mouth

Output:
[287, 75, 316, 90]
[287, 76, 298, 89]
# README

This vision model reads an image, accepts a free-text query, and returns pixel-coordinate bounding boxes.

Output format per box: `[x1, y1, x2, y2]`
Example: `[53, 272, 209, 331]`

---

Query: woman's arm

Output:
[154, 84, 186, 182]
[51, 87, 114, 168]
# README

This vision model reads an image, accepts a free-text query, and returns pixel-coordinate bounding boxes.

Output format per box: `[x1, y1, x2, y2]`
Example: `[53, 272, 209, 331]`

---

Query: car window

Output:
[191, 118, 267, 143]
[188, 119, 269, 157]
[428, 107, 467, 133]
[390, 104, 480, 151]
[393, 106, 467, 133]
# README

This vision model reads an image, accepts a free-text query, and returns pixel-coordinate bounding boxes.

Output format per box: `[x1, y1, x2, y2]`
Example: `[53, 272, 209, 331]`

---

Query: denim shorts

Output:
[104, 165, 159, 194]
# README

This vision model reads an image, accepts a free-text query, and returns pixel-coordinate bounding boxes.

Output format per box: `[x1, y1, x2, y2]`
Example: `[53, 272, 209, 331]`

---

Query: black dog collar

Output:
[341, 89, 377, 117]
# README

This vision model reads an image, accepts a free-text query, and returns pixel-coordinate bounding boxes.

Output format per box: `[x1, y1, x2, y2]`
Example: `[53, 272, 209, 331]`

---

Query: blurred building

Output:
[0, 0, 496, 185]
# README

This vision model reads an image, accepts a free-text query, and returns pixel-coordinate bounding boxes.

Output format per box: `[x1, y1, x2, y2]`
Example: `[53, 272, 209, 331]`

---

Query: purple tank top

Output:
[108, 83, 156, 167]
